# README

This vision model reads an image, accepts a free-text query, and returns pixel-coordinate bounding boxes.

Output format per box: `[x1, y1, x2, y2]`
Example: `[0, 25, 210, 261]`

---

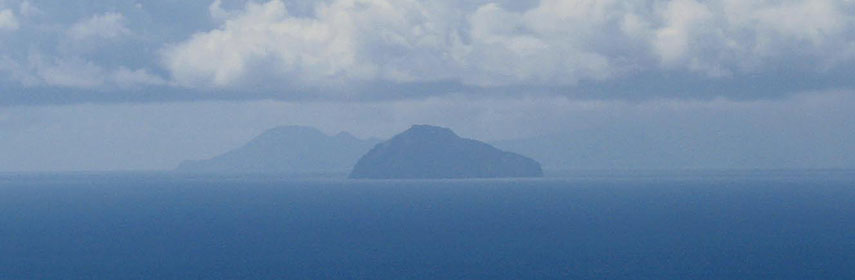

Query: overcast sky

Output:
[2, 0, 855, 171]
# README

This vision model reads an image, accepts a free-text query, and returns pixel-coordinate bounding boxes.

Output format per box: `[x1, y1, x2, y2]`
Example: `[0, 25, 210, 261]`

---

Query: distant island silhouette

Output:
[176, 124, 542, 179]
[176, 126, 378, 173]
[349, 125, 543, 179]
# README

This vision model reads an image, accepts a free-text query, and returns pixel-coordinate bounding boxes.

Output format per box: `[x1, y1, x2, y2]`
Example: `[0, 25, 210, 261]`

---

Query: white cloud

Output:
[161, 0, 855, 91]
[163, 0, 457, 89]
[35, 57, 107, 88]
[653, 0, 714, 68]
[66, 12, 130, 41]
[0, 54, 165, 89]
[647, 0, 855, 75]
[162, 0, 634, 89]
[732, 0, 845, 47]
[459, 2, 615, 85]
[0, 8, 19, 31]
[0, 7, 166, 91]
[37, 59, 165, 89]
[1, 0, 854, 101]
[208, 0, 232, 21]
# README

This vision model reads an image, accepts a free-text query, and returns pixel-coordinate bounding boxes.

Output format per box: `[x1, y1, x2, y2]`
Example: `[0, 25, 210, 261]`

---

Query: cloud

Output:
[0, 54, 165, 89]
[36, 57, 108, 88]
[0, 8, 166, 91]
[460, 2, 615, 85]
[37, 58, 165, 89]
[66, 12, 130, 41]
[653, 0, 716, 71]
[2, 0, 855, 104]
[162, 0, 855, 93]
[0, 8, 19, 31]
[18, 1, 40, 17]
[646, 0, 855, 75]
[208, 0, 233, 21]
[163, 0, 454, 89]
[162, 0, 631, 90]
[110, 67, 167, 89]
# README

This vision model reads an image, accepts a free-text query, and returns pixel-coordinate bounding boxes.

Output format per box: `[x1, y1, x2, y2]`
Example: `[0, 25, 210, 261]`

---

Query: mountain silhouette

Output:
[177, 126, 379, 174]
[349, 125, 543, 179]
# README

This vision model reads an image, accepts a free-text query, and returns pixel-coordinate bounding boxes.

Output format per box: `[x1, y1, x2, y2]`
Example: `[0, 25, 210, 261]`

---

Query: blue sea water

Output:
[1, 170, 853, 279]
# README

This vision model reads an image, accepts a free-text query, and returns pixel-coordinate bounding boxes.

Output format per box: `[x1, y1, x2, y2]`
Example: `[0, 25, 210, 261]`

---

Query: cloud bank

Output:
[1, 0, 855, 104]
[163, 0, 855, 88]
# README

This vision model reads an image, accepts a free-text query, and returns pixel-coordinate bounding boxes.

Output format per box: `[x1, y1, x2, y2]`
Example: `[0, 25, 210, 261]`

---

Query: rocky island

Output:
[349, 125, 543, 179]
[177, 126, 378, 174]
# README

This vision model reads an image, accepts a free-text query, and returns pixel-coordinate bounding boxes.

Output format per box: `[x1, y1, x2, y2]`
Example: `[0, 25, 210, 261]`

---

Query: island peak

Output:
[349, 125, 543, 179]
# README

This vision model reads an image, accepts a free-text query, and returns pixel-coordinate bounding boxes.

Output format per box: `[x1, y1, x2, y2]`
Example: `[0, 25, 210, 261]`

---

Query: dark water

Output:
[1, 171, 853, 279]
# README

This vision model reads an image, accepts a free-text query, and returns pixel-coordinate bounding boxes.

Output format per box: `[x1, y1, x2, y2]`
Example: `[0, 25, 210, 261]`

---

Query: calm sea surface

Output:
[1, 171, 853, 279]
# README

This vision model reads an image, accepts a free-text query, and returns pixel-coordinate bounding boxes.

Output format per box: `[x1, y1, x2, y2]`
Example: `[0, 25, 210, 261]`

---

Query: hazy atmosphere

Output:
[4, 2, 855, 279]
[2, 0, 855, 171]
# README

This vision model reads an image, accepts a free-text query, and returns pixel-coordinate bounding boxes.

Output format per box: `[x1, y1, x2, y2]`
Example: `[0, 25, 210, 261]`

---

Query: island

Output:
[349, 125, 543, 179]
[176, 126, 379, 174]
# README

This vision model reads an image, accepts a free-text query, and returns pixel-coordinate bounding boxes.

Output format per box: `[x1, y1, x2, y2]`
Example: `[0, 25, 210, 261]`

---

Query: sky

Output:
[1, 0, 855, 171]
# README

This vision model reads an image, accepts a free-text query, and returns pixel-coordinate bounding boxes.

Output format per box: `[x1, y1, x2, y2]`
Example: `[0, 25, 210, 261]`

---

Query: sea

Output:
[1, 170, 853, 279]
